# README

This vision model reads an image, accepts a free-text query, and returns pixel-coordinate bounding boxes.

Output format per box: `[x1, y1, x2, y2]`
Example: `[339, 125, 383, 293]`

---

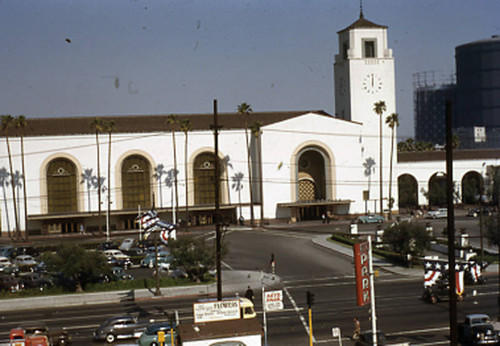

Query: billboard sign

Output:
[353, 240, 370, 306]
[193, 300, 241, 323]
[264, 290, 284, 312]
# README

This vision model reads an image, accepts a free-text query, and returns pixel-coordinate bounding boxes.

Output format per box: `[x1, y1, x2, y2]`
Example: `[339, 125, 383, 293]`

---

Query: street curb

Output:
[0, 270, 281, 312]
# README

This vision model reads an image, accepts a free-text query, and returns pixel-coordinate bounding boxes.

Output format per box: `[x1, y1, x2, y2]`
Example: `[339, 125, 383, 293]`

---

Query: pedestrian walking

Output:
[270, 253, 276, 279]
[353, 317, 361, 340]
[245, 285, 254, 302]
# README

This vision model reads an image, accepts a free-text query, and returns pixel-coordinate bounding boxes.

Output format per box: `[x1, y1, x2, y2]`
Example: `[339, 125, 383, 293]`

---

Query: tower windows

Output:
[363, 40, 376, 58]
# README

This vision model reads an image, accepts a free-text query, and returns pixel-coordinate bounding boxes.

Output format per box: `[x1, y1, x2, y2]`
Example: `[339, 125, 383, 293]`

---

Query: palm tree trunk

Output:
[258, 133, 264, 225]
[379, 115, 383, 216]
[6, 135, 20, 241]
[107, 131, 112, 238]
[96, 132, 102, 235]
[172, 129, 179, 224]
[21, 134, 28, 240]
[245, 120, 255, 226]
[388, 128, 394, 220]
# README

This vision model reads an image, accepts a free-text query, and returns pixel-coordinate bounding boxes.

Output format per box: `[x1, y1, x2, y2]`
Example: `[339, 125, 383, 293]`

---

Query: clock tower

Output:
[333, 12, 396, 131]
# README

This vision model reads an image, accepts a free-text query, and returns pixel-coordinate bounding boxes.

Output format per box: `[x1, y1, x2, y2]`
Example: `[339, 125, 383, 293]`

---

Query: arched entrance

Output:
[462, 171, 483, 205]
[428, 172, 447, 207]
[297, 148, 328, 220]
[398, 174, 418, 209]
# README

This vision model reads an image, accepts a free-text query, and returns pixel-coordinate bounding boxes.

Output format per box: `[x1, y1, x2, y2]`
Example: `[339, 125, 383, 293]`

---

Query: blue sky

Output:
[1, 0, 498, 139]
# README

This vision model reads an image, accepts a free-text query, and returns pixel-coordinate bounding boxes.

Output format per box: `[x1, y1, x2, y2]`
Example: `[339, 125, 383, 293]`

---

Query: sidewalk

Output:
[312, 234, 423, 277]
[312, 234, 499, 277]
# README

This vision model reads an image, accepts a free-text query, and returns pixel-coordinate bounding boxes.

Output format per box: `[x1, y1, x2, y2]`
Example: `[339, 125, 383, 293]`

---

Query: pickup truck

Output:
[458, 314, 499, 345]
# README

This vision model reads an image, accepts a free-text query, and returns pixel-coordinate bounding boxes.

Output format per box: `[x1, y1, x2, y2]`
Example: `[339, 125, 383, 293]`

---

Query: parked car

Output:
[119, 238, 136, 251]
[138, 321, 176, 346]
[357, 214, 385, 224]
[458, 314, 499, 345]
[0, 256, 19, 275]
[19, 272, 54, 291]
[14, 254, 38, 268]
[426, 208, 448, 219]
[14, 246, 40, 258]
[0, 275, 24, 292]
[98, 241, 119, 251]
[111, 266, 134, 281]
[123, 247, 145, 257]
[0, 245, 15, 259]
[140, 251, 172, 270]
[103, 249, 132, 268]
[467, 207, 494, 217]
[93, 315, 146, 344]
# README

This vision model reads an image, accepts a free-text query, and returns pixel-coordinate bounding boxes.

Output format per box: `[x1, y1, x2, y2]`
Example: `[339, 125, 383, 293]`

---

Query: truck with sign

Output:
[194, 297, 256, 324]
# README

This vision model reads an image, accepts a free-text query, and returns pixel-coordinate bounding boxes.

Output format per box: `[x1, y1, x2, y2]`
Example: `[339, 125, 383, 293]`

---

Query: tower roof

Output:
[337, 14, 387, 34]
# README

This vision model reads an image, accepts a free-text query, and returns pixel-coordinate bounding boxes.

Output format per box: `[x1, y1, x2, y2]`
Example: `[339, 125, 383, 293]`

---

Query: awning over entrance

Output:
[277, 199, 352, 208]
[277, 199, 352, 222]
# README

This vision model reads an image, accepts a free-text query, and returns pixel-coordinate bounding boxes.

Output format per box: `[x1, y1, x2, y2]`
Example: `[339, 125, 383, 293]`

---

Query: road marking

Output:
[283, 286, 316, 343]
[221, 261, 234, 270]
[386, 326, 449, 336]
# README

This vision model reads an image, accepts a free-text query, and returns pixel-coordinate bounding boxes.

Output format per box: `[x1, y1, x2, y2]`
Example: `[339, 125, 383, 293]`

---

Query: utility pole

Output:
[212, 99, 222, 301]
[445, 100, 457, 345]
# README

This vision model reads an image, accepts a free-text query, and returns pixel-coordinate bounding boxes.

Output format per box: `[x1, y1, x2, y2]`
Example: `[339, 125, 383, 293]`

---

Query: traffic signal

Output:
[306, 290, 315, 308]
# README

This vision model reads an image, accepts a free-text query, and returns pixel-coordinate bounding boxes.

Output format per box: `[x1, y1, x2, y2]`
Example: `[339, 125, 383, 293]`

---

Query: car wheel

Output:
[105, 333, 116, 343]
[151, 342, 159, 346]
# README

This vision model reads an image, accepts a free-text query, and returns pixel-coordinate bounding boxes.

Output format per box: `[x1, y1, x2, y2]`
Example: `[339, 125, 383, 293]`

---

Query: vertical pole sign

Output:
[353, 240, 370, 306]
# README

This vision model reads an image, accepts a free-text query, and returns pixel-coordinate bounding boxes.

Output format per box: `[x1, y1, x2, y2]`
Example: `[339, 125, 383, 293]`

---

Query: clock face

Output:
[362, 74, 383, 94]
[339, 77, 347, 95]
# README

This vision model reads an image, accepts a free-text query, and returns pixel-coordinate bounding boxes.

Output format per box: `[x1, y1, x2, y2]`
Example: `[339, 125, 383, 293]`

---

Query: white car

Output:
[426, 208, 448, 219]
[14, 255, 37, 267]
[103, 249, 130, 261]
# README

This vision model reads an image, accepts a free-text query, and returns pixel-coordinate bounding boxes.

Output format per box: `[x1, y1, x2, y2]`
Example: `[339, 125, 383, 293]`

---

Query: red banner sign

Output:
[353, 240, 370, 306]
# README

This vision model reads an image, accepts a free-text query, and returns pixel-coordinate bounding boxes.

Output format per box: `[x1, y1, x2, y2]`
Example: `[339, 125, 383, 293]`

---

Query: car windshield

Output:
[145, 323, 171, 334]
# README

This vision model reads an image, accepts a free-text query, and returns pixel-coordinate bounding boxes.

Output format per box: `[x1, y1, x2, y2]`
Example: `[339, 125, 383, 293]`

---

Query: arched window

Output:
[122, 155, 151, 209]
[194, 152, 221, 205]
[47, 158, 78, 213]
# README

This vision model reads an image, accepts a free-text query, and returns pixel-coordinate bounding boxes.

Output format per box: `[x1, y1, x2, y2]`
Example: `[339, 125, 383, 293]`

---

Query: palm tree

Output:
[237, 103, 255, 226]
[385, 113, 399, 220]
[363, 157, 376, 214]
[373, 101, 387, 216]
[1, 114, 19, 240]
[250, 121, 264, 225]
[90, 117, 104, 235]
[231, 172, 244, 216]
[180, 119, 192, 229]
[167, 114, 179, 224]
[15, 115, 28, 240]
[0, 168, 11, 238]
[153, 164, 167, 207]
[103, 120, 115, 239]
[81, 168, 95, 209]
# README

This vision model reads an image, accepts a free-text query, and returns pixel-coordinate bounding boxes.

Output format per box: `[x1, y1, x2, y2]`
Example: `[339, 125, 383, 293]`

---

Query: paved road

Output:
[0, 222, 498, 345]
